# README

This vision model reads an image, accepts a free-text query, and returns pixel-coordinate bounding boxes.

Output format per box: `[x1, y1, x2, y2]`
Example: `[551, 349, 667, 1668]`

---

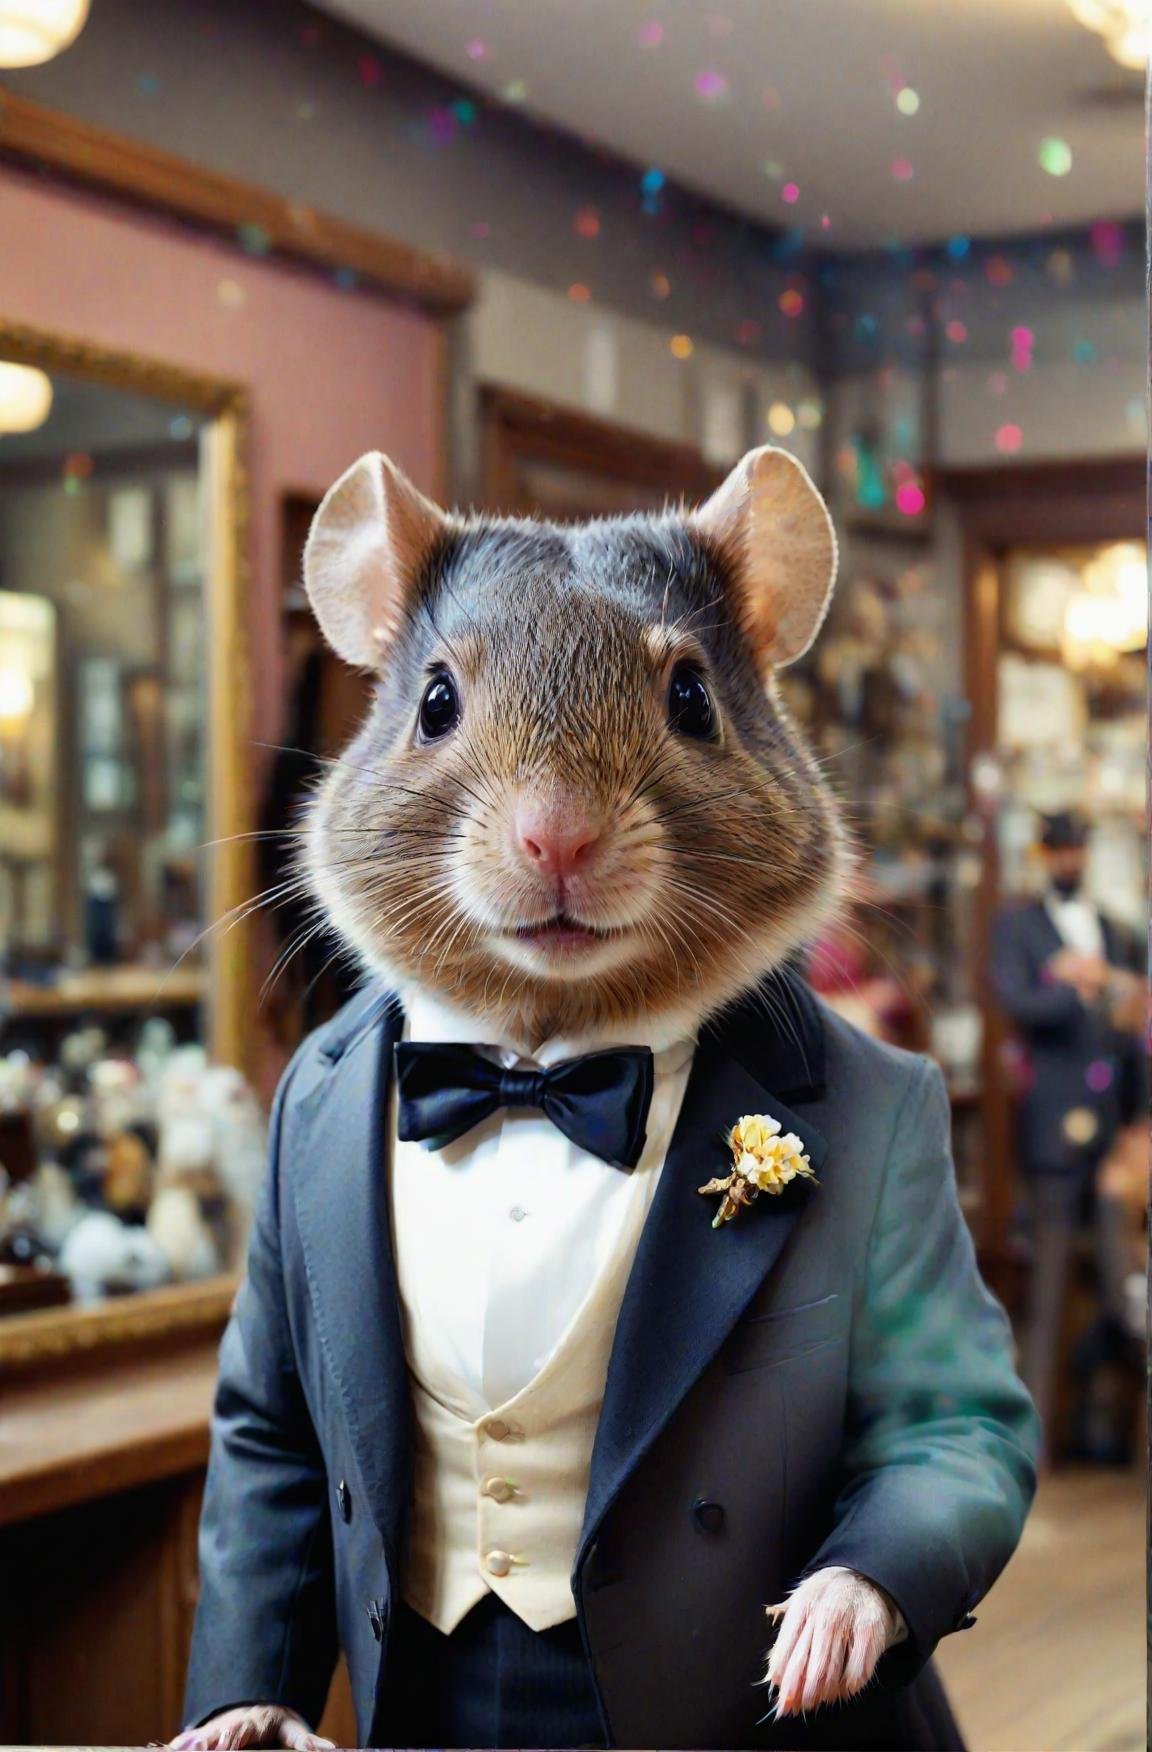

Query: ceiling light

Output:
[0, 362, 53, 433]
[1066, 0, 1152, 69]
[0, 0, 89, 68]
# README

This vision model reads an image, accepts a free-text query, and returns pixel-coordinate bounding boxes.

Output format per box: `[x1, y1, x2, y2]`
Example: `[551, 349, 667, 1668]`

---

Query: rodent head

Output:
[302, 446, 848, 1046]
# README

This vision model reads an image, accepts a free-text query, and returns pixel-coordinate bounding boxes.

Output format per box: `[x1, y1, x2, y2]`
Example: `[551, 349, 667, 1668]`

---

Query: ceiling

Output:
[318, 0, 1144, 250]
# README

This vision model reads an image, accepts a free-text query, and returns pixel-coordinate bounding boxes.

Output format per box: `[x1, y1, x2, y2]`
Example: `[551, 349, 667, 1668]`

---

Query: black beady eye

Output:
[667, 663, 715, 739]
[418, 671, 460, 740]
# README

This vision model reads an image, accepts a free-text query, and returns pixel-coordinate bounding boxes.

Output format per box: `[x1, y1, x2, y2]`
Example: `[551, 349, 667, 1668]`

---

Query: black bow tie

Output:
[395, 1040, 654, 1170]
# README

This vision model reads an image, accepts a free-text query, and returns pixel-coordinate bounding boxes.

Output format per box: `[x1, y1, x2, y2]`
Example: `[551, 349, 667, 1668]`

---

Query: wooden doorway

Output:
[940, 457, 1145, 1284]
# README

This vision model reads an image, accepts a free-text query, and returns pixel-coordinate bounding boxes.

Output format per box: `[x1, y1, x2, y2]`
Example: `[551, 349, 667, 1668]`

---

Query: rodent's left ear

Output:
[691, 445, 837, 668]
[303, 452, 450, 669]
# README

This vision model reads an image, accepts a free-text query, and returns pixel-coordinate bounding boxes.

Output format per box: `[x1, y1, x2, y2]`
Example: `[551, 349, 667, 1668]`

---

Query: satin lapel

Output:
[579, 983, 828, 1561]
[290, 991, 412, 1567]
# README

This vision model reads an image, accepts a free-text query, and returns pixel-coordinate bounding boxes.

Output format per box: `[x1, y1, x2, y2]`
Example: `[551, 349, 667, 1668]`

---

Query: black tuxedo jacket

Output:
[991, 899, 1145, 1176]
[184, 975, 1037, 1749]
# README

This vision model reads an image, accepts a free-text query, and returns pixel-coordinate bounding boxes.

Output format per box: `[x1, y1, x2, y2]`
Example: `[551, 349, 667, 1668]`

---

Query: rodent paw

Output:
[170, 1705, 333, 1750]
[762, 1566, 900, 1719]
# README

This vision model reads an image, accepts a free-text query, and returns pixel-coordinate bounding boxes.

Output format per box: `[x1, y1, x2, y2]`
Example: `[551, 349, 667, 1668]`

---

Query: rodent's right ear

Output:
[303, 452, 450, 669]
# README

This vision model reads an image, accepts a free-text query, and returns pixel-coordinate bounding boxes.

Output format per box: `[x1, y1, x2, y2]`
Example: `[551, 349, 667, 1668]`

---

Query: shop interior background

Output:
[0, 1, 1145, 1748]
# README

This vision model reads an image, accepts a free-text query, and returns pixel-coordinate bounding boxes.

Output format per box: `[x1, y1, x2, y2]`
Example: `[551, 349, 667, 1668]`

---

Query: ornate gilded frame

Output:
[0, 318, 252, 1370]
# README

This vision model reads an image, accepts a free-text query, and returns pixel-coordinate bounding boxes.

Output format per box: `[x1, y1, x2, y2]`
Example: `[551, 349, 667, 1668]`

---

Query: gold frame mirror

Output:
[0, 318, 253, 1372]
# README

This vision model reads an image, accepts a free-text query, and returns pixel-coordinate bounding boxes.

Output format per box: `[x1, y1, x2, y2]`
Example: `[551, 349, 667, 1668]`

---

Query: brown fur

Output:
[302, 450, 850, 1049]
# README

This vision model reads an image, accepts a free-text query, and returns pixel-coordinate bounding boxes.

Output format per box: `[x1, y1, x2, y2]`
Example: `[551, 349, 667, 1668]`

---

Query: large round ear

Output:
[691, 445, 837, 669]
[303, 452, 450, 669]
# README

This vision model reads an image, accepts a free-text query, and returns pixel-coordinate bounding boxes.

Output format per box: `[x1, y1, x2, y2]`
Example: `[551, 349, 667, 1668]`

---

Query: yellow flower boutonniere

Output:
[698, 1113, 817, 1228]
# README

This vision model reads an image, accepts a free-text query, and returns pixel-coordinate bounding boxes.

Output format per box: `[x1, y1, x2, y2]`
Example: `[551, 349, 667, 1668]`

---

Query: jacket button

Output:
[692, 1497, 726, 1534]
[485, 1550, 513, 1577]
[337, 1479, 352, 1523]
[483, 1476, 514, 1502]
[366, 1599, 384, 1641]
[957, 1612, 977, 1631]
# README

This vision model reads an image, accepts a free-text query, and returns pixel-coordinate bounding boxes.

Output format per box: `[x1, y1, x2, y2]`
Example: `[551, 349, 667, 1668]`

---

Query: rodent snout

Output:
[514, 800, 604, 881]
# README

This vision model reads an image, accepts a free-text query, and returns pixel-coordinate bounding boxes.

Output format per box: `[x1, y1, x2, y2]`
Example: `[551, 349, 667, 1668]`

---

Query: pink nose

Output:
[515, 804, 603, 879]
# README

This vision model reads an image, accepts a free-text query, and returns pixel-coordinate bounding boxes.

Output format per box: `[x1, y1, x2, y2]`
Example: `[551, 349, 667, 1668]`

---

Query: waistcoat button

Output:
[336, 1479, 352, 1523]
[483, 1476, 514, 1502]
[486, 1418, 510, 1440]
[485, 1549, 513, 1577]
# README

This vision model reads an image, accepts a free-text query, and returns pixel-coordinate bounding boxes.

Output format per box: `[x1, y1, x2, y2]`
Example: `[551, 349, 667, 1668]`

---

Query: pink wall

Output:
[0, 164, 443, 748]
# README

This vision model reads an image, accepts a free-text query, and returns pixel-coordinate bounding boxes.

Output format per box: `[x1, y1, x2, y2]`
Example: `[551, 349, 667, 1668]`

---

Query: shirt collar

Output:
[401, 985, 696, 1079]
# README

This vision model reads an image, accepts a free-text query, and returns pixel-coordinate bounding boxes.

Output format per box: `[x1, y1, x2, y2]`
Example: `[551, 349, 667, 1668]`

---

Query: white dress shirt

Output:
[1044, 890, 1106, 959]
[390, 989, 696, 1416]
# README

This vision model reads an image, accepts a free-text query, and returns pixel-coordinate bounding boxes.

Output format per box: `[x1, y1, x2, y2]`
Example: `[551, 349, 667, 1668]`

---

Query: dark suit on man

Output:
[184, 975, 1037, 1749]
[991, 898, 1145, 1445]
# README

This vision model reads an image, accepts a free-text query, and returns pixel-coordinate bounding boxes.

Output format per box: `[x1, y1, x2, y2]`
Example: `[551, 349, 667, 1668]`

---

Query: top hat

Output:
[1038, 809, 1090, 850]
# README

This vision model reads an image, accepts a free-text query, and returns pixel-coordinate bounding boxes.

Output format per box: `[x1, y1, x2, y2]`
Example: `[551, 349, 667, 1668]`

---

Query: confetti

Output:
[767, 401, 795, 436]
[573, 205, 601, 239]
[946, 235, 971, 260]
[640, 168, 665, 196]
[797, 398, 824, 429]
[896, 480, 926, 516]
[1091, 220, 1125, 266]
[502, 79, 527, 103]
[985, 255, 1014, 286]
[1073, 339, 1096, 363]
[649, 271, 672, 298]
[217, 279, 247, 309]
[568, 282, 592, 303]
[1085, 1061, 1114, 1094]
[994, 422, 1023, 454]
[466, 38, 489, 61]
[946, 319, 968, 343]
[638, 19, 665, 47]
[694, 70, 729, 100]
[1010, 325, 1033, 371]
[781, 182, 800, 204]
[891, 157, 914, 182]
[1038, 137, 1072, 177]
[762, 159, 784, 181]
[895, 86, 920, 115]
[452, 98, 477, 126]
[778, 289, 805, 318]
[670, 333, 694, 359]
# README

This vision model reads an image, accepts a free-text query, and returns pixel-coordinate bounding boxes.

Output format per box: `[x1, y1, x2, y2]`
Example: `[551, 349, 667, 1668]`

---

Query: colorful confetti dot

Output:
[781, 182, 800, 204]
[1085, 1061, 1114, 1094]
[761, 159, 784, 181]
[502, 80, 528, 104]
[778, 289, 805, 318]
[896, 480, 926, 517]
[1038, 137, 1072, 177]
[985, 255, 1014, 287]
[1010, 326, 1033, 371]
[695, 69, 729, 100]
[574, 205, 601, 239]
[1073, 339, 1097, 363]
[767, 401, 795, 436]
[734, 318, 761, 346]
[1090, 220, 1125, 266]
[640, 168, 665, 196]
[946, 235, 971, 260]
[670, 333, 694, 359]
[891, 157, 914, 182]
[638, 19, 664, 47]
[895, 86, 920, 115]
[466, 39, 489, 61]
[453, 98, 477, 126]
[217, 279, 246, 309]
[797, 398, 824, 430]
[946, 319, 968, 343]
[568, 282, 592, 304]
[995, 422, 1023, 454]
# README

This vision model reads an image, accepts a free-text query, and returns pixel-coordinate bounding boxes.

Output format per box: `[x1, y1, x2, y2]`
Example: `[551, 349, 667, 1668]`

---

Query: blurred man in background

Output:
[992, 810, 1146, 1459]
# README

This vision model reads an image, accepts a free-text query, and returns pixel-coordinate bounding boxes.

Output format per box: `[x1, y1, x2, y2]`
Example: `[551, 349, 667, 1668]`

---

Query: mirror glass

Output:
[0, 362, 261, 1319]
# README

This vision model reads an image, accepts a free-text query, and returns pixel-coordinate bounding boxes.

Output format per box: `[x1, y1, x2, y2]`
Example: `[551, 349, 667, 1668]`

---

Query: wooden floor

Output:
[936, 1466, 1146, 1752]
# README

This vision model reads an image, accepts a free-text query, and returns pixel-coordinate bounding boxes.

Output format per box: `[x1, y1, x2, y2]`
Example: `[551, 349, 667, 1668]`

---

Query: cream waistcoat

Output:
[391, 997, 693, 1634]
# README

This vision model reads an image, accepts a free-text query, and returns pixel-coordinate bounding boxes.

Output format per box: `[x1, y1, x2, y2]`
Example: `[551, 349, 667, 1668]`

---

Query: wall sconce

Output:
[0, 362, 54, 433]
[1066, 0, 1152, 69]
[0, 0, 89, 68]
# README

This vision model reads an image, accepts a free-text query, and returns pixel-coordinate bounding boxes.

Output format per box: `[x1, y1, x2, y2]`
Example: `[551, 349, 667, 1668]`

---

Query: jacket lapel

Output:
[579, 973, 829, 1561]
[289, 986, 413, 1570]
